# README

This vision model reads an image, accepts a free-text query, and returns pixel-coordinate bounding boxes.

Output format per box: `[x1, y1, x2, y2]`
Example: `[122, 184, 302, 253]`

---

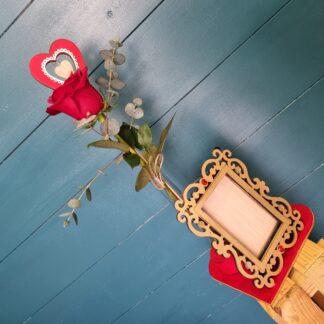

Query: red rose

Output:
[46, 67, 103, 120]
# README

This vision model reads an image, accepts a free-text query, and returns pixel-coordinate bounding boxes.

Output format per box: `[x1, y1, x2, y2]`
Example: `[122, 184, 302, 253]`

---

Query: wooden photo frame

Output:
[175, 148, 304, 288]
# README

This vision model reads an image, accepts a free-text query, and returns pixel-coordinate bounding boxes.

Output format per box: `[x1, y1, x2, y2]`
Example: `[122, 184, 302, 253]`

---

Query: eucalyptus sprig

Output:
[59, 39, 179, 227]
[59, 153, 123, 227]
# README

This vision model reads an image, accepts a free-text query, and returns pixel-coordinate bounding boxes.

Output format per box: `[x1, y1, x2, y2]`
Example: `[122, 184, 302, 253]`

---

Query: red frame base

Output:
[208, 204, 314, 303]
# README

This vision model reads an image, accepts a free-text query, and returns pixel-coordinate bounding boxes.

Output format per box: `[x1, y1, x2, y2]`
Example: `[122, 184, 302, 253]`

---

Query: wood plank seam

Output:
[1, 1, 322, 322]
[150, 0, 293, 128]
[0, 0, 290, 166]
[22, 202, 170, 323]
[234, 74, 324, 153]
[110, 249, 210, 324]
[0, 0, 35, 39]
[281, 161, 324, 196]
[197, 293, 242, 323]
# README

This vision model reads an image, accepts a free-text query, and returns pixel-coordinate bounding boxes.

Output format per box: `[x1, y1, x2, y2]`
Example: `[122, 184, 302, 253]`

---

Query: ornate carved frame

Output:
[175, 148, 304, 288]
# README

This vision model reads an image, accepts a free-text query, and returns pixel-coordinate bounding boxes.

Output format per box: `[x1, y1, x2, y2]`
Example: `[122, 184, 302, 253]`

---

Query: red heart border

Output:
[29, 39, 86, 89]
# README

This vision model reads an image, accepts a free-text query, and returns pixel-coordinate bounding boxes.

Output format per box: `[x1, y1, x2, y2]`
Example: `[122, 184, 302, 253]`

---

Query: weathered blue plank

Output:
[0, 0, 161, 162]
[1, 203, 210, 323]
[154, 0, 324, 192]
[114, 253, 239, 324]
[0, 0, 31, 35]
[284, 165, 324, 241]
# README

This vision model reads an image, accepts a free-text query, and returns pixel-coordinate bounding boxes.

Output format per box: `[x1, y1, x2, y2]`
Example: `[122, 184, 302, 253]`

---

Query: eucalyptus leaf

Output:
[108, 71, 118, 79]
[158, 114, 175, 153]
[109, 70, 119, 79]
[133, 97, 143, 106]
[135, 167, 151, 191]
[72, 212, 78, 225]
[137, 123, 152, 150]
[100, 49, 113, 60]
[113, 53, 126, 65]
[85, 188, 92, 201]
[111, 79, 126, 90]
[68, 198, 81, 209]
[87, 140, 129, 152]
[123, 153, 140, 169]
[104, 59, 116, 72]
[96, 76, 109, 88]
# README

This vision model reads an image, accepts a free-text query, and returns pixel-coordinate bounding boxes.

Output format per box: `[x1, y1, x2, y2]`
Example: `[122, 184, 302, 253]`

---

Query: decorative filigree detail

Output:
[175, 148, 304, 289]
[41, 48, 79, 84]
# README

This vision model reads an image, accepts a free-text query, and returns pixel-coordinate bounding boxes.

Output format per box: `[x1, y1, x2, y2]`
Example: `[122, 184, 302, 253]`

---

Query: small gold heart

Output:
[54, 60, 74, 79]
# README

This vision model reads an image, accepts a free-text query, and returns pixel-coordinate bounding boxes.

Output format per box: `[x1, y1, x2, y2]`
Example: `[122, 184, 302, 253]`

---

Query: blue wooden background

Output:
[0, 0, 323, 323]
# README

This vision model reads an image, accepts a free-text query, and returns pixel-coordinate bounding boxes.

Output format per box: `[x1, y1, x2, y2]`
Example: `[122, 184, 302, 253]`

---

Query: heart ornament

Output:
[29, 39, 86, 89]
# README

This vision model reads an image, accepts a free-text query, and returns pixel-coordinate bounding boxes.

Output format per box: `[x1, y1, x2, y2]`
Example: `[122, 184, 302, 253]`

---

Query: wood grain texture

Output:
[275, 285, 324, 324]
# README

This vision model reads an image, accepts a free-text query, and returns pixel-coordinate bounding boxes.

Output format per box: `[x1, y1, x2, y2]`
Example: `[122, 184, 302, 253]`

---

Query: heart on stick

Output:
[29, 39, 86, 89]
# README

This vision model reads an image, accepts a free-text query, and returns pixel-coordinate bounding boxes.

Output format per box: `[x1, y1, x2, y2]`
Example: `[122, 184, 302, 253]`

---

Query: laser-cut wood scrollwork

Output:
[175, 148, 304, 289]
